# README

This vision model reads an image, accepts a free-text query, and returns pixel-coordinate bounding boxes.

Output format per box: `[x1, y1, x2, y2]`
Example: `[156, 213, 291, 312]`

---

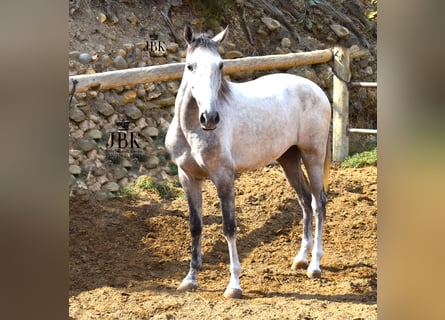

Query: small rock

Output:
[92, 166, 107, 176]
[117, 49, 127, 58]
[281, 37, 291, 48]
[78, 119, 94, 131]
[124, 104, 143, 120]
[69, 165, 82, 175]
[94, 192, 109, 201]
[79, 53, 92, 64]
[148, 90, 162, 100]
[121, 159, 133, 168]
[88, 182, 102, 192]
[166, 81, 179, 95]
[137, 87, 146, 98]
[104, 182, 120, 192]
[118, 177, 129, 187]
[69, 107, 86, 123]
[365, 66, 373, 75]
[70, 129, 83, 139]
[122, 90, 137, 103]
[70, 150, 83, 159]
[86, 90, 98, 99]
[98, 12, 107, 23]
[330, 24, 350, 38]
[77, 139, 96, 152]
[113, 55, 128, 69]
[87, 129, 103, 140]
[69, 175, 77, 187]
[142, 127, 159, 138]
[127, 12, 138, 25]
[95, 102, 115, 116]
[303, 68, 319, 83]
[224, 50, 243, 59]
[145, 156, 160, 169]
[69, 51, 81, 60]
[256, 27, 268, 37]
[166, 42, 179, 53]
[136, 41, 148, 51]
[153, 96, 175, 107]
[123, 43, 135, 53]
[101, 54, 112, 68]
[113, 167, 128, 180]
[261, 17, 281, 31]
[138, 101, 159, 111]
[136, 117, 148, 129]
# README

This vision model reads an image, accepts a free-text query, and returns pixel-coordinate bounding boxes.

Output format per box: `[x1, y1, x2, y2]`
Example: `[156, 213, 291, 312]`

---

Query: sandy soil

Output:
[69, 164, 377, 319]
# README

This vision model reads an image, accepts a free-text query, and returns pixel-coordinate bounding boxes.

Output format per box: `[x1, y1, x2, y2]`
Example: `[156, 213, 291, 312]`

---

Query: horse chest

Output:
[188, 134, 224, 169]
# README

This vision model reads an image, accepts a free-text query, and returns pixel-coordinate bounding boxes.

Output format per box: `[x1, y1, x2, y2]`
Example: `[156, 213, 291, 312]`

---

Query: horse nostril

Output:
[200, 113, 206, 125]
[215, 112, 220, 124]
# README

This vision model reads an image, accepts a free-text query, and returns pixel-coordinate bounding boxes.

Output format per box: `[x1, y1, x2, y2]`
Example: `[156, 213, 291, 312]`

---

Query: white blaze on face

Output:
[185, 47, 223, 121]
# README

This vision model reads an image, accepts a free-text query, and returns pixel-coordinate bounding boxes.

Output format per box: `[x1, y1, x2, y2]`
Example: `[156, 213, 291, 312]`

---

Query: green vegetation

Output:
[342, 147, 377, 168]
[118, 176, 183, 200]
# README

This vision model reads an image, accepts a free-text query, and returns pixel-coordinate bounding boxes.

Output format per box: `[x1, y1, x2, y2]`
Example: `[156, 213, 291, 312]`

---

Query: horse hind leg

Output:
[277, 147, 314, 273]
[177, 169, 204, 292]
[301, 149, 328, 279]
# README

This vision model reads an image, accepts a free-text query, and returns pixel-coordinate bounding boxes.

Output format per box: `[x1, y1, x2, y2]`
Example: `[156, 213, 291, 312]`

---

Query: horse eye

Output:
[219, 62, 224, 70]
[187, 64, 194, 71]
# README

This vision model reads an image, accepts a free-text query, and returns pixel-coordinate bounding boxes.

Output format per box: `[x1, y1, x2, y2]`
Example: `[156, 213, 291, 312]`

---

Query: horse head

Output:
[183, 25, 229, 130]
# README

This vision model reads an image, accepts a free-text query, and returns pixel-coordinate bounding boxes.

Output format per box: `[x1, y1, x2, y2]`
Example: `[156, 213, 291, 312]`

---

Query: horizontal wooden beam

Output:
[68, 47, 370, 93]
[348, 128, 377, 134]
[69, 49, 334, 93]
[349, 82, 377, 88]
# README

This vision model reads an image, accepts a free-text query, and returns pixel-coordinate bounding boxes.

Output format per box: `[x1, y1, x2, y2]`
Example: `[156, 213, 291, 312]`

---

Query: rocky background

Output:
[68, 0, 377, 200]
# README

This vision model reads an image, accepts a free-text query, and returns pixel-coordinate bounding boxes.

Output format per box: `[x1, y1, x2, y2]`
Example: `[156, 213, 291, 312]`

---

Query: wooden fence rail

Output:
[68, 48, 368, 93]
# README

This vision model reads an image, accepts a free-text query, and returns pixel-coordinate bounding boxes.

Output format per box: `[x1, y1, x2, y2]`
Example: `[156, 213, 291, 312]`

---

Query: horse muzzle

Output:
[199, 111, 220, 130]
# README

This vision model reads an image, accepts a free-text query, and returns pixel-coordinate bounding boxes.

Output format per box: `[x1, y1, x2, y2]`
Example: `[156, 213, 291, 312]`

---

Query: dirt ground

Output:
[69, 164, 377, 319]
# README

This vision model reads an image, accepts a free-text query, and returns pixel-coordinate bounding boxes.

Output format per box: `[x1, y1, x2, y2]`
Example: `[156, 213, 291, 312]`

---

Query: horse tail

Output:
[323, 134, 331, 193]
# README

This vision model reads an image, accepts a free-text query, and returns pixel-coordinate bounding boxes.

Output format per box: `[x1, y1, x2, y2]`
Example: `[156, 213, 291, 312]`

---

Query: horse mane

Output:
[187, 33, 231, 102]
[188, 33, 219, 53]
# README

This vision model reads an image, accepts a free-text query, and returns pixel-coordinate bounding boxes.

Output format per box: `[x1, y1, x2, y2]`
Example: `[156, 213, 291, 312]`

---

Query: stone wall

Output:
[69, 39, 185, 200]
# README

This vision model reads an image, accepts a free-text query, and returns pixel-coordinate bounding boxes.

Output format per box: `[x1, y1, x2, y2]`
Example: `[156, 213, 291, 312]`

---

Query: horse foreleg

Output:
[224, 235, 242, 298]
[213, 172, 242, 299]
[177, 169, 203, 292]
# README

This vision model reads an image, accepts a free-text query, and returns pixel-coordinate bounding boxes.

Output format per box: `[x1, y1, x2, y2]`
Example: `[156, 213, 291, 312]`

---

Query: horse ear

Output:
[212, 26, 229, 45]
[184, 24, 193, 45]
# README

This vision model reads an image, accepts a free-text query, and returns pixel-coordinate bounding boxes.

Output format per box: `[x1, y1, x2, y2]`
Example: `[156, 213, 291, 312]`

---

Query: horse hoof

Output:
[307, 269, 321, 278]
[177, 280, 198, 292]
[291, 260, 308, 270]
[223, 288, 242, 299]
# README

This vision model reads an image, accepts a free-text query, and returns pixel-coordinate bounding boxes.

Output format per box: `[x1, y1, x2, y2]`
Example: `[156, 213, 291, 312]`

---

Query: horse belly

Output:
[231, 123, 297, 172]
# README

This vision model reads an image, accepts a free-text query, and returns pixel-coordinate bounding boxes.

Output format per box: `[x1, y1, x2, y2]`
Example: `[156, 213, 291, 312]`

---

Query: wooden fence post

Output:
[332, 45, 351, 162]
